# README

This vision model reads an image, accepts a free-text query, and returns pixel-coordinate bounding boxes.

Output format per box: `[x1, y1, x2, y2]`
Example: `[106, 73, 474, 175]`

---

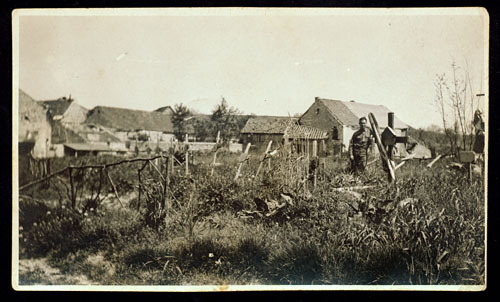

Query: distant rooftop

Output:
[86, 106, 174, 132]
[241, 116, 298, 134]
[39, 97, 74, 117]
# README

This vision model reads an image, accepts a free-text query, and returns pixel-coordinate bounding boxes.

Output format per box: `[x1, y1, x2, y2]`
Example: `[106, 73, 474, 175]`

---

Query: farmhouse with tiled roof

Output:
[299, 97, 410, 157]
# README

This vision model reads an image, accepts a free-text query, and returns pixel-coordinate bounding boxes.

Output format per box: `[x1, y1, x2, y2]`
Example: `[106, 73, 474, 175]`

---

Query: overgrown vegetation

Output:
[17, 151, 485, 286]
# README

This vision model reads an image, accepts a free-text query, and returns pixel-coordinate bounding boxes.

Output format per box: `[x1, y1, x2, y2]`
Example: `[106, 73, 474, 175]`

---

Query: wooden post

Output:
[388, 112, 394, 130]
[211, 131, 220, 176]
[234, 143, 251, 181]
[313, 169, 317, 189]
[91, 167, 103, 207]
[137, 161, 149, 212]
[185, 134, 189, 175]
[468, 162, 472, 182]
[148, 160, 166, 182]
[458, 151, 475, 182]
[368, 113, 395, 182]
[68, 167, 75, 209]
[387, 112, 394, 160]
[255, 141, 272, 177]
[394, 161, 406, 170]
[137, 168, 142, 211]
[163, 155, 170, 213]
[105, 168, 125, 208]
[305, 135, 310, 194]
[170, 152, 174, 176]
[426, 154, 443, 168]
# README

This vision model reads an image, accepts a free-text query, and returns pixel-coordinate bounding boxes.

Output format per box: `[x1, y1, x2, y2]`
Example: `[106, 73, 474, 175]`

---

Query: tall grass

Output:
[18, 152, 485, 285]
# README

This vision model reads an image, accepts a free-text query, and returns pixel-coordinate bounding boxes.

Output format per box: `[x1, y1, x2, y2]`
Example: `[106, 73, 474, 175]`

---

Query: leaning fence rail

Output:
[19, 155, 164, 191]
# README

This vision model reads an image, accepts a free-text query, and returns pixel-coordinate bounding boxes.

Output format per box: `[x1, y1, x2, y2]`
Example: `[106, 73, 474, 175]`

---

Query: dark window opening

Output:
[332, 127, 339, 140]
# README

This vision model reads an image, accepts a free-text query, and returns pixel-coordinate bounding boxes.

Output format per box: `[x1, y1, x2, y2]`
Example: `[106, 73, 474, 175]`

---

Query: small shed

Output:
[283, 123, 329, 157]
[240, 116, 298, 152]
[240, 116, 328, 155]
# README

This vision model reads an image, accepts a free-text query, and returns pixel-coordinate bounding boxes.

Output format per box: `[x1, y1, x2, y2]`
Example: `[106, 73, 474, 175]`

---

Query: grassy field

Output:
[16, 150, 485, 287]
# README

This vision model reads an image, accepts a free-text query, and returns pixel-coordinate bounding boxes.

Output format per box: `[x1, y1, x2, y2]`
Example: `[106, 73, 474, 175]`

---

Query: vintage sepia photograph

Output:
[12, 8, 488, 291]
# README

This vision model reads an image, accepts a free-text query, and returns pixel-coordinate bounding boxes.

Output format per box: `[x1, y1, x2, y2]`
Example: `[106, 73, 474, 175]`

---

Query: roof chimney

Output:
[315, 97, 320, 102]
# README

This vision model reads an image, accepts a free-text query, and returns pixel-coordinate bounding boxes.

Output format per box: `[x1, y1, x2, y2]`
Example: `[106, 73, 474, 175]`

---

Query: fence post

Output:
[255, 140, 272, 178]
[104, 167, 125, 209]
[137, 168, 142, 211]
[211, 131, 221, 176]
[170, 152, 174, 177]
[137, 160, 149, 212]
[185, 134, 189, 175]
[162, 155, 169, 211]
[234, 143, 251, 181]
[68, 167, 75, 209]
[387, 112, 394, 161]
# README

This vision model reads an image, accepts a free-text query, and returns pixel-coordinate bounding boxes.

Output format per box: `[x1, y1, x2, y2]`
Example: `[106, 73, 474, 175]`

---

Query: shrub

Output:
[140, 178, 167, 231]
[18, 151, 485, 285]
[19, 201, 83, 258]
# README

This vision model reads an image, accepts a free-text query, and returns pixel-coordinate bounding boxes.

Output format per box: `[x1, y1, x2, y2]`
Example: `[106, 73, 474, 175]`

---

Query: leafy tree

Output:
[192, 118, 213, 142]
[172, 103, 191, 141]
[210, 97, 242, 144]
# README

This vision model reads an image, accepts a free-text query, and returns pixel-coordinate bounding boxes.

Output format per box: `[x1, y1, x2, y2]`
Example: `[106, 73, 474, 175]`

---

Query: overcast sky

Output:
[14, 8, 488, 129]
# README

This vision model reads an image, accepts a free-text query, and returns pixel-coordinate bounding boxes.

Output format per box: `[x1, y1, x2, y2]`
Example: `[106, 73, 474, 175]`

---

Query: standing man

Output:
[349, 117, 374, 174]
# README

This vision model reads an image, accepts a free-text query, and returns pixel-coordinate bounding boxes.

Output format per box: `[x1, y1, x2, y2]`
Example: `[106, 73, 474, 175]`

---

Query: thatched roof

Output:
[241, 116, 298, 134]
[284, 123, 328, 140]
[315, 98, 409, 129]
[85, 106, 174, 132]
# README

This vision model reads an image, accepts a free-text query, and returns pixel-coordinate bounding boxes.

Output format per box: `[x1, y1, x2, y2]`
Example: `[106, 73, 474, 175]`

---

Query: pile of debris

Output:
[238, 193, 294, 219]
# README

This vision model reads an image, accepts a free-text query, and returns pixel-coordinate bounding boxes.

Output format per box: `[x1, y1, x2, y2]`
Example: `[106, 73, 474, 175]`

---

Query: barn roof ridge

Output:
[86, 105, 174, 132]
[315, 97, 409, 129]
